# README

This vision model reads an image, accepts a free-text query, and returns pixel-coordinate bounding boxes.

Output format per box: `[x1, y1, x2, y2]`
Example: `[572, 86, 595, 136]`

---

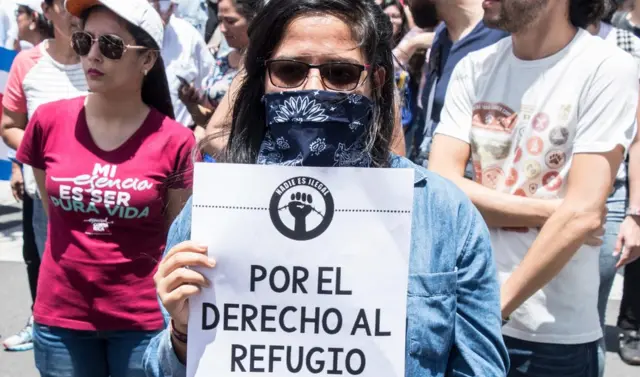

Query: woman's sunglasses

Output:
[265, 59, 370, 91]
[71, 31, 147, 60]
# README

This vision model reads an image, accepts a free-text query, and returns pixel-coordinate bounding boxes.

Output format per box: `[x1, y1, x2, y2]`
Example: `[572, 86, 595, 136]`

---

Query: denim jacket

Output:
[143, 156, 509, 377]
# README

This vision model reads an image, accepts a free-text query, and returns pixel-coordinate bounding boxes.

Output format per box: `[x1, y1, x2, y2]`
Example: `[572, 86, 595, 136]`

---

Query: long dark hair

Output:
[80, 6, 175, 119]
[232, 0, 262, 22]
[381, 0, 409, 47]
[220, 0, 396, 167]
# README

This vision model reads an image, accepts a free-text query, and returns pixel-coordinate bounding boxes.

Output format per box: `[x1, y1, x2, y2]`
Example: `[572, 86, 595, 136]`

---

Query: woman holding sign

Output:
[145, 0, 509, 376]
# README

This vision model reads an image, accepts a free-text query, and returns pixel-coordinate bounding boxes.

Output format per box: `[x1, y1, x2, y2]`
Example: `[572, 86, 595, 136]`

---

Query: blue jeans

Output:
[33, 323, 161, 377]
[505, 336, 598, 377]
[596, 181, 627, 377]
[31, 196, 48, 258]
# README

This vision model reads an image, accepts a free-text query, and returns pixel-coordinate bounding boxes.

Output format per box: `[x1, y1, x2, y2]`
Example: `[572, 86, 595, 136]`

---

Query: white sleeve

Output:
[574, 53, 639, 155]
[433, 57, 475, 144]
[194, 33, 215, 89]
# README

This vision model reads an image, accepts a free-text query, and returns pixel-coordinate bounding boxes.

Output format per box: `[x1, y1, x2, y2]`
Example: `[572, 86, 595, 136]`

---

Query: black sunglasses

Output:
[265, 59, 370, 91]
[71, 31, 148, 60]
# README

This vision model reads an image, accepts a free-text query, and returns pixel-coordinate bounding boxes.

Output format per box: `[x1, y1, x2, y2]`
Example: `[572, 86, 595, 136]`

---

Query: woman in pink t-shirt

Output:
[16, 0, 195, 375]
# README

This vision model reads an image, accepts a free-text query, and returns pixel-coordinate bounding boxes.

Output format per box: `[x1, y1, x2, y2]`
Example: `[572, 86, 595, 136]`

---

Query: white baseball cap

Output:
[65, 0, 164, 48]
[16, 0, 44, 13]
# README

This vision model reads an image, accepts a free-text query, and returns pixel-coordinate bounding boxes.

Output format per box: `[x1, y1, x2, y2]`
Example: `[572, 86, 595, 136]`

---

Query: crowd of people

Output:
[0, 0, 638, 376]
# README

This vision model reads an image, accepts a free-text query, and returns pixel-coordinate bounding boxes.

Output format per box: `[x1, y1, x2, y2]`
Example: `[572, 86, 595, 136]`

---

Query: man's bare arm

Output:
[1, 107, 27, 150]
[429, 134, 558, 228]
[501, 148, 623, 317]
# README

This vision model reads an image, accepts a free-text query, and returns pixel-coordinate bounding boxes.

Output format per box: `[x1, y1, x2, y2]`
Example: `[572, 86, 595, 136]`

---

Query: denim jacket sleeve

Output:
[447, 194, 509, 376]
[143, 197, 192, 377]
[402, 156, 508, 377]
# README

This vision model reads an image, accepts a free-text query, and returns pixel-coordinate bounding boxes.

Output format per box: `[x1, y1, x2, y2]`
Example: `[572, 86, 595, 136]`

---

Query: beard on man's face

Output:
[483, 0, 548, 33]
[409, 0, 439, 29]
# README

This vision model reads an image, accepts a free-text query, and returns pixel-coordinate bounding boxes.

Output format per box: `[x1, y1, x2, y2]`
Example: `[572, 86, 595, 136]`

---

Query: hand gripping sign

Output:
[188, 163, 414, 377]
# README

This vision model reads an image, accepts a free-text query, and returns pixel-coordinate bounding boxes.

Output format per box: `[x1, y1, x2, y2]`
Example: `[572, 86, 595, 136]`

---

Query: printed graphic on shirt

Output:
[471, 102, 519, 133]
[470, 101, 576, 197]
[83, 218, 115, 236]
[49, 163, 154, 233]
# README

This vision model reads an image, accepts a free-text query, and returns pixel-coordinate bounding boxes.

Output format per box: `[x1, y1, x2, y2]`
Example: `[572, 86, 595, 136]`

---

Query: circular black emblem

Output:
[269, 176, 335, 241]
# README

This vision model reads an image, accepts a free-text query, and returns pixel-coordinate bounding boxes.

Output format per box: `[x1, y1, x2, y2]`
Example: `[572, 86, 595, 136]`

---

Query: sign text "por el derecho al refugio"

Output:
[200, 265, 393, 375]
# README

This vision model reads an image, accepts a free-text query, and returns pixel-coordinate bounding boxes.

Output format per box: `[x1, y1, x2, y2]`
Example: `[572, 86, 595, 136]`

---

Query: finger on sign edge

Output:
[163, 284, 201, 304]
[164, 241, 208, 260]
[164, 267, 210, 293]
[162, 252, 215, 278]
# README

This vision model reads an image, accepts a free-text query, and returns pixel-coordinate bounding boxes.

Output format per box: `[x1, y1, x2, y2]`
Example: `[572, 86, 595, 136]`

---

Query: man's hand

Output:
[10, 163, 23, 201]
[615, 215, 640, 267]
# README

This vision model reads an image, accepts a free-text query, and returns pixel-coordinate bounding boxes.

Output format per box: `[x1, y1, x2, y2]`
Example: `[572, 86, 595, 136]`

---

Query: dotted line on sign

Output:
[335, 209, 411, 213]
[193, 205, 410, 213]
[193, 205, 269, 210]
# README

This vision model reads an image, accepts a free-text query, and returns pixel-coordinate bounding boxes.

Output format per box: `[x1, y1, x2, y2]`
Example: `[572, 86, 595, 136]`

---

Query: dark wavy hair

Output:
[232, 0, 262, 21]
[569, 0, 607, 27]
[80, 6, 175, 119]
[218, 0, 396, 167]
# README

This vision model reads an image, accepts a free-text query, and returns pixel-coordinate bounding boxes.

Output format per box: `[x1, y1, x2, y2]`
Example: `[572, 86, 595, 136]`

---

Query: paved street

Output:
[0, 181, 638, 376]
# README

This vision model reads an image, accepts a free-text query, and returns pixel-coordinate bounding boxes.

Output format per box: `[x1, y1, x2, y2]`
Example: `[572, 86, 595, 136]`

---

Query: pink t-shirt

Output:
[17, 96, 195, 331]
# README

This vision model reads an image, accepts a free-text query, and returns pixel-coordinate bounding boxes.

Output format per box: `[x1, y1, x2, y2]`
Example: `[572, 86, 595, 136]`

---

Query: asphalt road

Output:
[0, 181, 638, 377]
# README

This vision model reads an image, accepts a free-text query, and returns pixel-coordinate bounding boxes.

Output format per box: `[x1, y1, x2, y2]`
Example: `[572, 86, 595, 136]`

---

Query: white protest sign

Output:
[188, 163, 414, 377]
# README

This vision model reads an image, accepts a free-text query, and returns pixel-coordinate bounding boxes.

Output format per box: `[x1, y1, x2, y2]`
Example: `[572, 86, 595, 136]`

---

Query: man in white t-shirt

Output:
[149, 0, 214, 127]
[429, 0, 639, 375]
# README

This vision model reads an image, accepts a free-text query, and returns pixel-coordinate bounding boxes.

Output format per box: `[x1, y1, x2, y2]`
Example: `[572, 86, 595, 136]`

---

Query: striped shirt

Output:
[2, 41, 88, 197]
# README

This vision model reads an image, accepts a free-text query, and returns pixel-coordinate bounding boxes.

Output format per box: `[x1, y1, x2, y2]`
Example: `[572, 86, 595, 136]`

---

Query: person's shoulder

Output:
[610, 25, 640, 60]
[30, 96, 85, 131]
[34, 96, 85, 117]
[389, 156, 486, 259]
[577, 29, 637, 77]
[390, 156, 477, 217]
[10, 43, 43, 70]
[156, 113, 196, 144]
[452, 35, 511, 78]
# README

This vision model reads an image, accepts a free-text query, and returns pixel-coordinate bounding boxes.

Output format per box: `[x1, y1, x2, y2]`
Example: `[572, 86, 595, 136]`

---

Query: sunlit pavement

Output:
[0, 181, 637, 377]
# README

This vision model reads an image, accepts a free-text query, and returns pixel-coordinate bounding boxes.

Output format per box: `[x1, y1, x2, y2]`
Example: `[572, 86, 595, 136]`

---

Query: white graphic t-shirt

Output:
[435, 29, 638, 344]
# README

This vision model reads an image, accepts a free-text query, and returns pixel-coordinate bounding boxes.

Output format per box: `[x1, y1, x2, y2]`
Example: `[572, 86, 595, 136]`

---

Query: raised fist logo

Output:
[270, 176, 335, 241]
[288, 192, 314, 234]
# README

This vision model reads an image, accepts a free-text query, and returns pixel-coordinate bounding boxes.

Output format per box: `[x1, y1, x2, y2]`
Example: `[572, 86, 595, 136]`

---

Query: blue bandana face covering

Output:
[258, 90, 374, 167]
